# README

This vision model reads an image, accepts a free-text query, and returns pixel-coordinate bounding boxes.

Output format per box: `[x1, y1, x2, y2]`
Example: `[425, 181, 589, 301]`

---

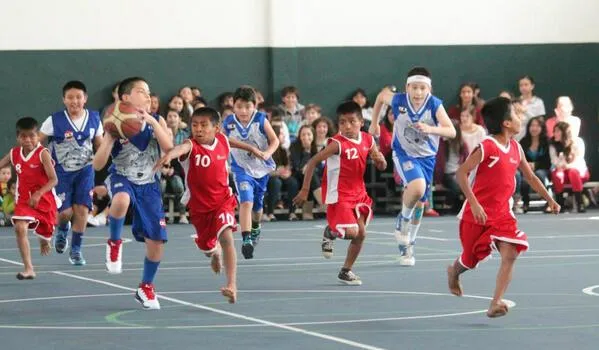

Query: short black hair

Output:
[118, 77, 147, 100]
[16, 117, 38, 135]
[407, 66, 431, 78]
[519, 75, 535, 85]
[233, 86, 256, 105]
[281, 86, 300, 99]
[481, 97, 512, 135]
[192, 107, 220, 126]
[192, 96, 208, 107]
[336, 101, 363, 118]
[62, 80, 87, 96]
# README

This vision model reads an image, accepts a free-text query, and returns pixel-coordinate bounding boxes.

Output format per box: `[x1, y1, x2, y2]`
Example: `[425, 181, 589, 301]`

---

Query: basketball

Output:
[103, 101, 145, 139]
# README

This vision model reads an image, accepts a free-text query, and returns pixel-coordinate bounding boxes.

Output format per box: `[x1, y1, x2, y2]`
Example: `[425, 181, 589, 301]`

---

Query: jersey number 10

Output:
[195, 155, 211, 167]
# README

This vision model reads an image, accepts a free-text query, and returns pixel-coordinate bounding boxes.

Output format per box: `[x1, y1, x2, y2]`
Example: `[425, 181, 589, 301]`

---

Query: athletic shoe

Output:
[68, 250, 86, 266]
[135, 283, 160, 310]
[105, 239, 123, 274]
[241, 235, 254, 259]
[338, 269, 362, 286]
[250, 226, 261, 246]
[399, 245, 415, 267]
[54, 222, 71, 254]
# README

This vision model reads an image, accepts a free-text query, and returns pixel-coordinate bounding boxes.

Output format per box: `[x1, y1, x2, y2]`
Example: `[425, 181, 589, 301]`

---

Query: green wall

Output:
[1, 44, 597, 176]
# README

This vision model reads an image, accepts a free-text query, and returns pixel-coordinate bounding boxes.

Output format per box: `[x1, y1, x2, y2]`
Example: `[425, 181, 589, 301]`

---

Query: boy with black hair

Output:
[447, 97, 560, 317]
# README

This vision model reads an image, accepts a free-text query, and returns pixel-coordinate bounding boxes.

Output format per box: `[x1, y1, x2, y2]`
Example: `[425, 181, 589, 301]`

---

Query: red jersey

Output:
[459, 137, 522, 224]
[322, 132, 374, 205]
[10, 144, 58, 213]
[181, 133, 234, 213]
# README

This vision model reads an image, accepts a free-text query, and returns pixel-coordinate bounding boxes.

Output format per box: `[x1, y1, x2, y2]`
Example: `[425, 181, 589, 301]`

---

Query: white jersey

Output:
[391, 93, 443, 158]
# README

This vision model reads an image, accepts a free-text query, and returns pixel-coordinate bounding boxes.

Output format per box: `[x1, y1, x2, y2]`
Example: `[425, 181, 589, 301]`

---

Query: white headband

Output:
[406, 75, 432, 87]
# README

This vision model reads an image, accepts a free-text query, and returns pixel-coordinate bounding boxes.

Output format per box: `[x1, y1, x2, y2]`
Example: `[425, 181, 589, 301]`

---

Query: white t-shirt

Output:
[41, 112, 103, 137]
[461, 125, 486, 154]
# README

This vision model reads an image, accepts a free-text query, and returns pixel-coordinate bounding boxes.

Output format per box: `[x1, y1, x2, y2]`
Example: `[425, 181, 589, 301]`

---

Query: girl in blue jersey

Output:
[370, 67, 456, 266]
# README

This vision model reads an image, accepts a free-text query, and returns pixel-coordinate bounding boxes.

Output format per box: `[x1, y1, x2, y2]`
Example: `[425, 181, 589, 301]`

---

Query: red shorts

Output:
[459, 218, 528, 269]
[327, 194, 373, 238]
[189, 196, 237, 253]
[11, 204, 56, 241]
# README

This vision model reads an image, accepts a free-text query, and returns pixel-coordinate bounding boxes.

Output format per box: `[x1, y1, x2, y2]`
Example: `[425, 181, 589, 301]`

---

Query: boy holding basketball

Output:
[156, 107, 238, 303]
[446, 97, 560, 317]
[0, 117, 59, 279]
[39, 80, 103, 266]
[222, 86, 279, 259]
[93, 76, 173, 310]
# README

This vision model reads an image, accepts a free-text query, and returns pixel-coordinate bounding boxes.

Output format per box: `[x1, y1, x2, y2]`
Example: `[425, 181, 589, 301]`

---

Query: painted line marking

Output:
[368, 231, 451, 241]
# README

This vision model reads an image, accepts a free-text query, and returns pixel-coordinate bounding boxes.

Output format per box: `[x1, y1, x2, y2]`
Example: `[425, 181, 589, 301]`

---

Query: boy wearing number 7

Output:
[156, 107, 238, 303]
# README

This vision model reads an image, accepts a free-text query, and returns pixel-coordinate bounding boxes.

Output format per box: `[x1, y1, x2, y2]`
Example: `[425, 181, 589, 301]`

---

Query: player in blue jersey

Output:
[39, 81, 103, 266]
[370, 67, 456, 266]
[222, 86, 279, 259]
[93, 77, 173, 310]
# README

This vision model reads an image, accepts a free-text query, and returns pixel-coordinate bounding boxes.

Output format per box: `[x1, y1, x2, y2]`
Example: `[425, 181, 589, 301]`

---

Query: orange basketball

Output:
[103, 101, 145, 139]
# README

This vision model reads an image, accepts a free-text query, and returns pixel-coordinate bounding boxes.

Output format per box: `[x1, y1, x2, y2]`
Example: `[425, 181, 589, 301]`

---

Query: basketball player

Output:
[370, 67, 456, 266]
[0, 117, 59, 279]
[446, 97, 560, 317]
[156, 107, 238, 303]
[294, 101, 387, 285]
[93, 76, 173, 310]
[39, 80, 103, 265]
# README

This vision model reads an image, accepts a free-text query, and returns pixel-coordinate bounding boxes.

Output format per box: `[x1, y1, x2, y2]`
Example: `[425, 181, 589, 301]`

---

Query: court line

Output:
[368, 231, 451, 241]
[582, 285, 599, 296]
[50, 271, 386, 350]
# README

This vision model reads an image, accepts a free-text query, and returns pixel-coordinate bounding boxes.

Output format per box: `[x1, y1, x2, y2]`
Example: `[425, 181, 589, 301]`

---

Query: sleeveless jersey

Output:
[322, 132, 374, 204]
[48, 109, 101, 172]
[109, 114, 160, 185]
[180, 133, 234, 213]
[10, 144, 58, 212]
[391, 93, 443, 158]
[222, 111, 275, 178]
[458, 137, 522, 224]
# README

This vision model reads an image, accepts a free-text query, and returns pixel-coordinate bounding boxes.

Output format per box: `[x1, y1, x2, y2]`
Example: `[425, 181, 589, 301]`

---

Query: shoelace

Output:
[141, 284, 156, 299]
[109, 241, 120, 262]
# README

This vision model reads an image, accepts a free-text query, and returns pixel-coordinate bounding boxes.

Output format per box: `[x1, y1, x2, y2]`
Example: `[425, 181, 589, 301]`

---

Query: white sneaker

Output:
[105, 239, 123, 274]
[96, 213, 107, 226]
[135, 283, 161, 310]
[394, 217, 410, 246]
[179, 215, 189, 224]
[399, 245, 415, 267]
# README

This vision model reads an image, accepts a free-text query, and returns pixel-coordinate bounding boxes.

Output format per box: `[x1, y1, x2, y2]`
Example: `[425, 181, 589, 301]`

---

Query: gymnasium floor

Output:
[1, 212, 598, 350]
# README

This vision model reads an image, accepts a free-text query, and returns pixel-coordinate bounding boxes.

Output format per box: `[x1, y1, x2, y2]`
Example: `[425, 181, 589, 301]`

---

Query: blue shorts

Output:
[107, 174, 167, 243]
[392, 152, 435, 202]
[56, 165, 94, 211]
[232, 172, 269, 211]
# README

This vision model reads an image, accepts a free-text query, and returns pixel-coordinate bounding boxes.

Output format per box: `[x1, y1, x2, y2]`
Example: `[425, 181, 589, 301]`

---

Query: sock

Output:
[58, 222, 70, 232]
[242, 231, 251, 241]
[71, 231, 83, 253]
[141, 257, 160, 284]
[109, 216, 125, 242]
[251, 221, 260, 231]
[395, 205, 414, 232]
[401, 205, 415, 221]
[409, 206, 424, 243]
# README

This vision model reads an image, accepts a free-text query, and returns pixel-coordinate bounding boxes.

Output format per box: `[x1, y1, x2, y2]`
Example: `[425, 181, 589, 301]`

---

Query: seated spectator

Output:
[150, 93, 161, 115]
[279, 86, 304, 141]
[459, 105, 486, 153]
[179, 86, 195, 117]
[518, 75, 546, 135]
[447, 82, 485, 126]
[546, 96, 581, 139]
[160, 159, 187, 223]
[268, 106, 291, 150]
[378, 106, 394, 158]
[264, 125, 299, 221]
[218, 92, 234, 111]
[221, 105, 234, 119]
[435, 120, 468, 212]
[312, 116, 336, 152]
[498, 90, 515, 100]
[289, 125, 322, 220]
[87, 185, 109, 227]
[303, 104, 322, 126]
[472, 82, 485, 108]
[192, 96, 208, 111]
[191, 86, 202, 98]
[0, 165, 11, 197]
[0, 180, 16, 226]
[519, 116, 551, 213]
[550, 122, 589, 212]
[166, 109, 190, 146]
[254, 89, 265, 105]
[351, 88, 374, 126]
[167, 95, 190, 124]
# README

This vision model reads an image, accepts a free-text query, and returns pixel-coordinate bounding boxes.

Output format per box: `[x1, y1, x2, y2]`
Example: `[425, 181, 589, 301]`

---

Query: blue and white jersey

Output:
[109, 114, 160, 185]
[222, 111, 275, 178]
[391, 93, 443, 158]
[45, 109, 102, 173]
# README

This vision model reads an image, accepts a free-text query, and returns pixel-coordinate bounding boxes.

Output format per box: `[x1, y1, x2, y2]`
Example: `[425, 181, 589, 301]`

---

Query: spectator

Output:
[268, 106, 291, 150]
[436, 120, 468, 212]
[549, 122, 589, 212]
[303, 104, 322, 126]
[378, 106, 394, 158]
[289, 125, 322, 220]
[167, 95, 190, 124]
[447, 82, 485, 126]
[166, 109, 190, 146]
[351, 88, 373, 123]
[519, 116, 551, 213]
[279, 86, 304, 141]
[312, 116, 336, 152]
[0, 165, 11, 197]
[0, 180, 15, 226]
[150, 93, 161, 115]
[546, 96, 581, 139]
[179, 86, 195, 117]
[190, 86, 202, 98]
[459, 105, 486, 153]
[218, 92, 234, 110]
[192, 97, 208, 111]
[518, 75, 546, 119]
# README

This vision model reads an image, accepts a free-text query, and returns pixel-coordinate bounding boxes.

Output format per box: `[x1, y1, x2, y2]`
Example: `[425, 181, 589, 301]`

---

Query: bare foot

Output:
[447, 265, 463, 296]
[486, 300, 509, 318]
[221, 286, 237, 304]
[211, 253, 222, 274]
[39, 239, 51, 256]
